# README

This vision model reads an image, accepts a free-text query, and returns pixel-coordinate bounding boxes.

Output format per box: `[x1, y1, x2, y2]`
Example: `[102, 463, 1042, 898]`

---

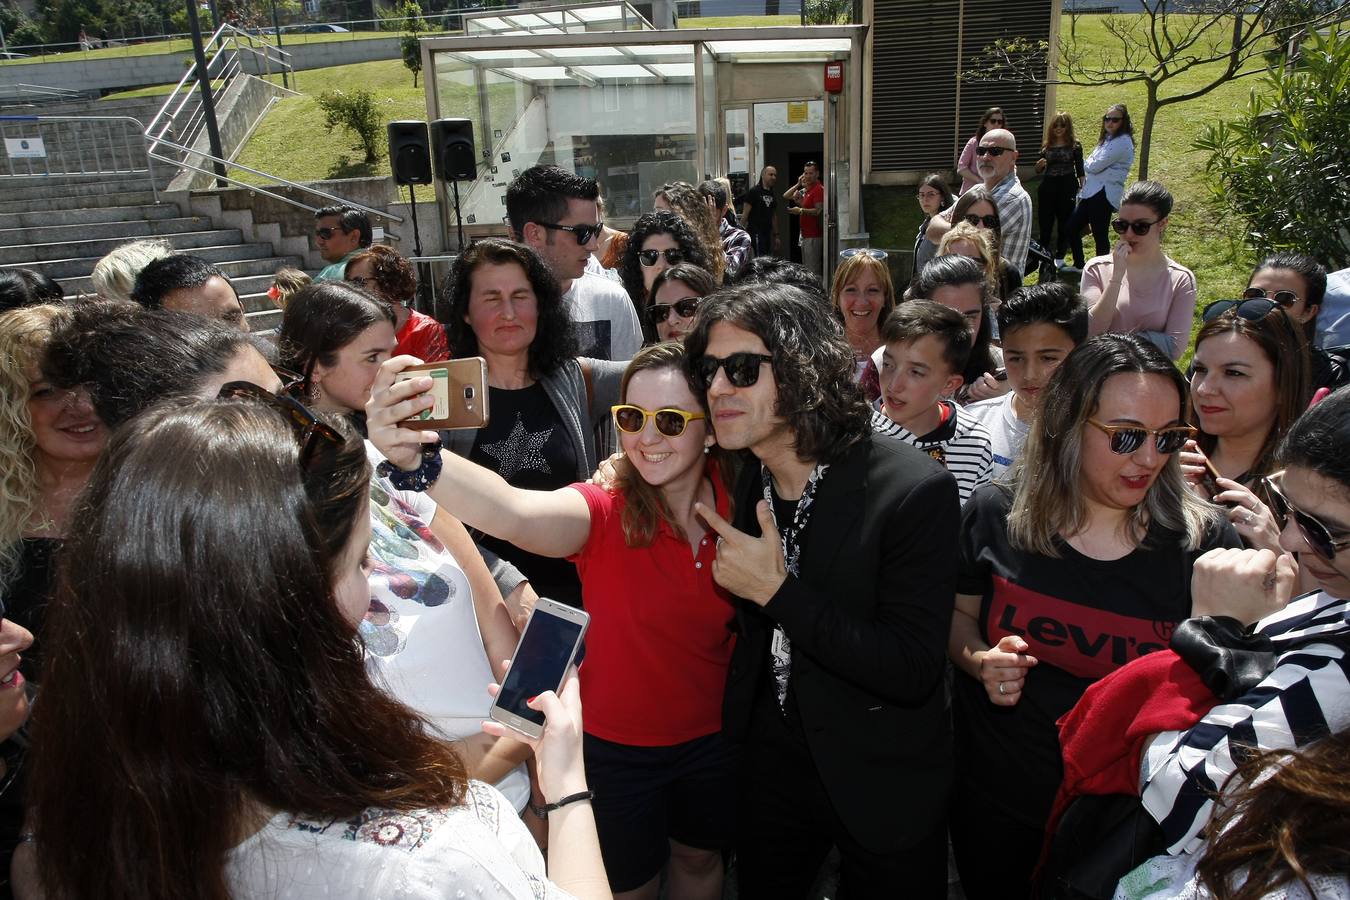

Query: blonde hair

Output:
[939, 222, 1001, 299]
[0, 304, 71, 585]
[270, 267, 312, 310]
[90, 239, 175, 302]
[830, 253, 896, 327]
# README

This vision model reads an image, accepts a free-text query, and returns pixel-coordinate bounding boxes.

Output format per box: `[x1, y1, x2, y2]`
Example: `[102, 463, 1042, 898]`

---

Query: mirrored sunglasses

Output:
[1087, 418, 1195, 455]
[1263, 476, 1350, 562]
[639, 248, 685, 267]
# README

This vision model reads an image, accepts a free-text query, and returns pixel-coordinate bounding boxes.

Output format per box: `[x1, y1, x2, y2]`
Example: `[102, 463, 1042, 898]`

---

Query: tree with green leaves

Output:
[1193, 30, 1350, 269]
[317, 88, 385, 163]
[960, 0, 1346, 179]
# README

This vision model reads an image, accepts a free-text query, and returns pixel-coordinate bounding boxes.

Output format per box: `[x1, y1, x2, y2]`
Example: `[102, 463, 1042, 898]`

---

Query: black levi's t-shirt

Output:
[952, 484, 1240, 831]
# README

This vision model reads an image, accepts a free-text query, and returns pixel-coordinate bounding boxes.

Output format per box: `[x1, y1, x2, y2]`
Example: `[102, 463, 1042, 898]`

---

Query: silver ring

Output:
[997, 682, 1006, 696]
[716, 537, 724, 551]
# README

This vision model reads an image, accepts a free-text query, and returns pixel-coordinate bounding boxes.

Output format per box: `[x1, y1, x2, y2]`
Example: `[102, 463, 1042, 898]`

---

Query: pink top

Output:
[957, 136, 981, 193]
[1082, 255, 1198, 361]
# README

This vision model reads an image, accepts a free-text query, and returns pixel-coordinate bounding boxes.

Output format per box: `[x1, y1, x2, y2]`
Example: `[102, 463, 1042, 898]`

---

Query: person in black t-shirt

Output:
[950, 334, 1240, 900]
[739, 166, 780, 258]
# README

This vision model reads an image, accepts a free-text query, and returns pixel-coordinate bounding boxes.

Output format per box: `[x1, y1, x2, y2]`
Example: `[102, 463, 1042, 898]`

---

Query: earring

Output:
[703, 445, 711, 455]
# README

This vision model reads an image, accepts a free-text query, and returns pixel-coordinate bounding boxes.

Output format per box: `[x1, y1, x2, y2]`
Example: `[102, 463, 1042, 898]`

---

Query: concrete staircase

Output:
[0, 94, 308, 332]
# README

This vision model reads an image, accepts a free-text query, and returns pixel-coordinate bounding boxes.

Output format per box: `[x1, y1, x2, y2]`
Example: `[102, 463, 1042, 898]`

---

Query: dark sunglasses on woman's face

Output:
[611, 404, 705, 437]
[217, 381, 343, 468]
[1201, 298, 1282, 323]
[963, 214, 999, 229]
[1242, 286, 1301, 307]
[646, 296, 702, 326]
[535, 221, 604, 245]
[639, 248, 685, 267]
[1087, 418, 1196, 455]
[1111, 218, 1158, 236]
[1103, 115, 1123, 123]
[1263, 475, 1350, 562]
[692, 352, 774, 391]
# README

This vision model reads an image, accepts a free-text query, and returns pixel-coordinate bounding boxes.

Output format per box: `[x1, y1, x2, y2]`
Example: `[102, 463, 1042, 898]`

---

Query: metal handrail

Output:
[0, 114, 159, 202]
[146, 132, 401, 224]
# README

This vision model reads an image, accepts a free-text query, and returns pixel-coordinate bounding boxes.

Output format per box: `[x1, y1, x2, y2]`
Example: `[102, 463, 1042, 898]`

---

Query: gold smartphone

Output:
[488, 598, 590, 739]
[395, 358, 490, 430]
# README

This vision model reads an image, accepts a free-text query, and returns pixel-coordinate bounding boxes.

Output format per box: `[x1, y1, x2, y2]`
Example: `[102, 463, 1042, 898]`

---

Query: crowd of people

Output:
[0, 138, 1348, 900]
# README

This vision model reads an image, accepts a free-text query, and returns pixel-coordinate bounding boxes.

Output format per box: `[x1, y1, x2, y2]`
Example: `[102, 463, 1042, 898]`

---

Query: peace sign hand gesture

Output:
[695, 500, 787, 606]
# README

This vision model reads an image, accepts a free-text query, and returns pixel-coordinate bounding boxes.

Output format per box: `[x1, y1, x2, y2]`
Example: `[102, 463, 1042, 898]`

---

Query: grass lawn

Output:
[0, 29, 393, 65]
[864, 14, 1269, 360]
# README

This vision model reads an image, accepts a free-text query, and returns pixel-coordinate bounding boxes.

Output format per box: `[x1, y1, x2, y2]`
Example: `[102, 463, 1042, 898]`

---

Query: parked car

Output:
[299, 23, 349, 32]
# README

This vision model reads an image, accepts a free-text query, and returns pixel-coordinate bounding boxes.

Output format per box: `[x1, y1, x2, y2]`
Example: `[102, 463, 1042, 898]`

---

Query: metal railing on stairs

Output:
[143, 23, 401, 229]
[0, 114, 159, 201]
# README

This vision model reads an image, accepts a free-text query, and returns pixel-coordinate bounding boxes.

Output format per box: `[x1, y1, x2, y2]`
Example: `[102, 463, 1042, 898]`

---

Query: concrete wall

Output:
[171, 73, 291, 191]
[0, 37, 399, 96]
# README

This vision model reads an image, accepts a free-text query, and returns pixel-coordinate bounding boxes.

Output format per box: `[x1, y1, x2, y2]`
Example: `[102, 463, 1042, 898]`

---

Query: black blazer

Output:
[723, 433, 960, 854]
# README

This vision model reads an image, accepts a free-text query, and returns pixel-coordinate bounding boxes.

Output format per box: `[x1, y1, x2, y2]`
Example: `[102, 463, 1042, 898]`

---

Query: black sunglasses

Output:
[1263, 475, 1350, 562]
[315, 226, 347, 240]
[1103, 115, 1124, 123]
[962, 213, 999, 229]
[1242, 286, 1300, 307]
[975, 145, 1009, 157]
[534, 221, 604, 245]
[692, 352, 774, 391]
[1088, 418, 1195, 455]
[1202, 298, 1282, 323]
[639, 248, 685, 267]
[1111, 218, 1158, 236]
[270, 364, 305, 395]
[646, 296, 701, 326]
[217, 381, 343, 468]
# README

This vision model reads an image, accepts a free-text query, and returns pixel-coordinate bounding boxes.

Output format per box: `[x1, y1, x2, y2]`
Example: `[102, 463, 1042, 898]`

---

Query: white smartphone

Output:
[488, 598, 590, 739]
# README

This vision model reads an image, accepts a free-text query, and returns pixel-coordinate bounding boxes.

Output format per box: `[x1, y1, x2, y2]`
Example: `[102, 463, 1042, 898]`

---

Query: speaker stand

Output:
[407, 182, 424, 258]
[451, 179, 466, 252]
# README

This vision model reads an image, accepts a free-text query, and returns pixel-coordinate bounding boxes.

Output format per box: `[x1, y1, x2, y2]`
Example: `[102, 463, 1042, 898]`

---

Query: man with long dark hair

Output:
[683, 283, 960, 899]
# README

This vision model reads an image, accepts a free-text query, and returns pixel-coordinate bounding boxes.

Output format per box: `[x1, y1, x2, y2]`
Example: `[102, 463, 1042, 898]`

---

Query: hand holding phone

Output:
[393, 358, 490, 430]
[488, 598, 589, 739]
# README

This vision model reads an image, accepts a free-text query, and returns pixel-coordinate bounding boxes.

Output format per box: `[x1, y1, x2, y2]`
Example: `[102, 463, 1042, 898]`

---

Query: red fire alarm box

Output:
[824, 62, 844, 94]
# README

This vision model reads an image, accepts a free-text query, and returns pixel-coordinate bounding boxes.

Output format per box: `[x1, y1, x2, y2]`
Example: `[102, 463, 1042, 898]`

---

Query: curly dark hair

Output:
[621, 210, 711, 307]
[683, 282, 871, 464]
[346, 245, 417, 305]
[440, 238, 578, 378]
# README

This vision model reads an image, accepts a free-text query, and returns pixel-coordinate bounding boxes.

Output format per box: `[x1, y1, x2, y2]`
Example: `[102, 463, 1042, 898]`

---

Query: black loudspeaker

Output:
[430, 118, 477, 182]
[387, 120, 432, 186]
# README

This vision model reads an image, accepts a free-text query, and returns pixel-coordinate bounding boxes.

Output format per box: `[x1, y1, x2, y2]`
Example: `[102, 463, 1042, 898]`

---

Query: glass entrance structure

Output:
[420, 11, 864, 278]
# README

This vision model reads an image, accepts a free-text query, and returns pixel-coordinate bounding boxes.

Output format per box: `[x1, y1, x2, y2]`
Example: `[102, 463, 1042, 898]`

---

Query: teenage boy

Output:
[871, 300, 993, 505]
[965, 283, 1089, 479]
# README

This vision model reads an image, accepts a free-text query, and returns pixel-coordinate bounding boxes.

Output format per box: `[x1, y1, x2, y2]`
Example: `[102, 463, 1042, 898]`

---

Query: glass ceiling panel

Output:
[545, 46, 626, 58]
[574, 64, 661, 79]
[649, 63, 695, 77]
[503, 66, 572, 81]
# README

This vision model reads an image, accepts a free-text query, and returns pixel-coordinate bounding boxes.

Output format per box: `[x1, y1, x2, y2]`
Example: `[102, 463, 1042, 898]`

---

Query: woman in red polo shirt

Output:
[368, 341, 737, 900]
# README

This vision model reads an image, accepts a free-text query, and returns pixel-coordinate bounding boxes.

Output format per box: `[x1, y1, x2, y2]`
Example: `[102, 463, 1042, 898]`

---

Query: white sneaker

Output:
[1053, 258, 1065, 269]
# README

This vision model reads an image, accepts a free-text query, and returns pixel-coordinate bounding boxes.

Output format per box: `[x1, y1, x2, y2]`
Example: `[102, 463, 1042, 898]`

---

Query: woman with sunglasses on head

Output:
[42, 300, 541, 820]
[653, 181, 727, 284]
[621, 210, 712, 312]
[1246, 252, 1349, 393]
[1063, 103, 1135, 272]
[368, 342, 738, 900]
[957, 107, 1008, 194]
[949, 334, 1238, 900]
[23, 398, 608, 900]
[1179, 297, 1311, 554]
[914, 173, 955, 275]
[1034, 112, 1085, 270]
[831, 248, 897, 399]
[344, 244, 449, 363]
[645, 263, 717, 344]
[1082, 180, 1196, 361]
[443, 239, 626, 611]
[279, 280, 398, 435]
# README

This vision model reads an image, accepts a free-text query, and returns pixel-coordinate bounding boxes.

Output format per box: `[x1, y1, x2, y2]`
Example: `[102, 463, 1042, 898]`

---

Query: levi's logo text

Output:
[988, 576, 1174, 679]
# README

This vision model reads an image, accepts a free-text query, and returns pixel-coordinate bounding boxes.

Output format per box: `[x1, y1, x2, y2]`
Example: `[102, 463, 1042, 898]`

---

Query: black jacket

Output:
[723, 433, 960, 854]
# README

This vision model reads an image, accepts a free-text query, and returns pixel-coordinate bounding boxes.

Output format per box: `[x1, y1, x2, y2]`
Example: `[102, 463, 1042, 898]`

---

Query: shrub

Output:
[1194, 30, 1350, 269]
[316, 88, 383, 164]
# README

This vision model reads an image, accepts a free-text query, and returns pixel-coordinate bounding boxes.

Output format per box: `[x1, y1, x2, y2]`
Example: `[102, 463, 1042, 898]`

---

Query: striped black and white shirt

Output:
[871, 404, 993, 505]
[1139, 589, 1350, 854]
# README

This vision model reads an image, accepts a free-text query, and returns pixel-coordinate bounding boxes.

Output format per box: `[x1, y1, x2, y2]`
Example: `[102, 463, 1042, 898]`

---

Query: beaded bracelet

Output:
[375, 439, 444, 493]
